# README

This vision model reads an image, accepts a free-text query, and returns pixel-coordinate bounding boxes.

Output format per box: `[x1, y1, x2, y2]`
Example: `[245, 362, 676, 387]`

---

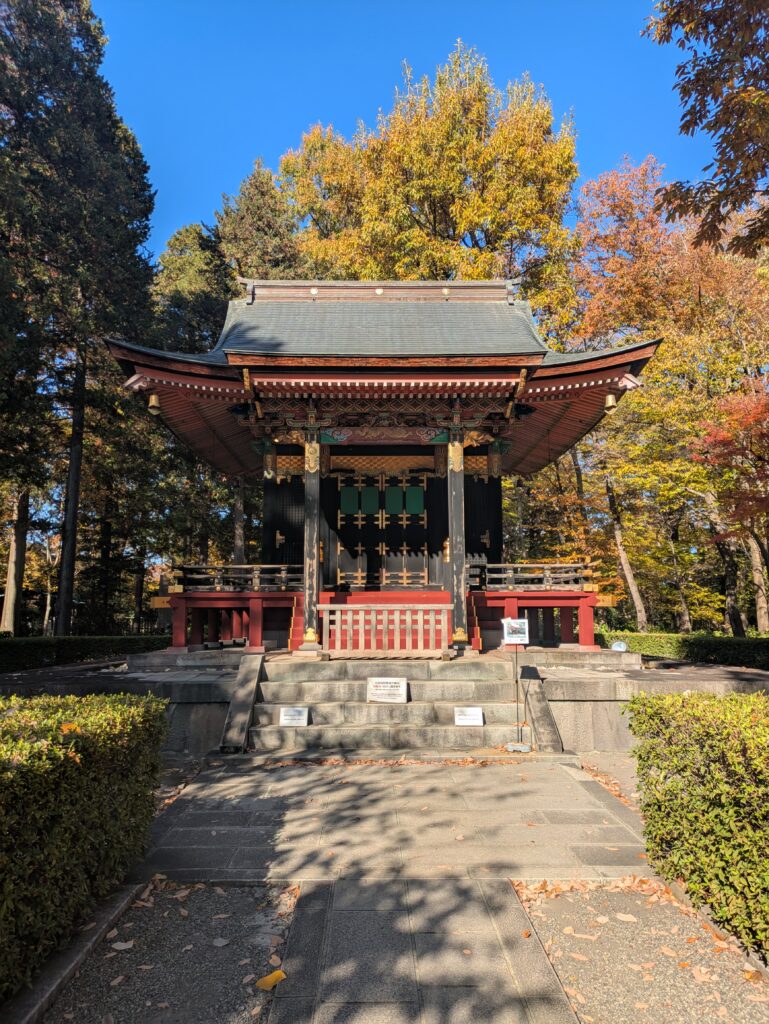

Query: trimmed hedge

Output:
[0, 694, 167, 999]
[599, 630, 769, 670]
[0, 635, 169, 673]
[628, 693, 769, 956]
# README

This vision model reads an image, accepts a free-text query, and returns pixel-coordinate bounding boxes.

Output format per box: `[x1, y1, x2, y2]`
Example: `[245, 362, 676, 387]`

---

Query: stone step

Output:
[248, 722, 533, 752]
[252, 701, 527, 727]
[262, 658, 513, 682]
[258, 679, 517, 703]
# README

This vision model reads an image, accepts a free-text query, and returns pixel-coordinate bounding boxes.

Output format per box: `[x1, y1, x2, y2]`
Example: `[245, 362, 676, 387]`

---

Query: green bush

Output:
[0, 635, 169, 673]
[628, 692, 769, 956]
[0, 694, 167, 999]
[598, 630, 769, 669]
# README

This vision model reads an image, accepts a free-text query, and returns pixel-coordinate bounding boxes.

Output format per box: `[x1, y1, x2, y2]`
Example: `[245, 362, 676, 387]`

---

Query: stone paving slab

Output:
[137, 762, 647, 883]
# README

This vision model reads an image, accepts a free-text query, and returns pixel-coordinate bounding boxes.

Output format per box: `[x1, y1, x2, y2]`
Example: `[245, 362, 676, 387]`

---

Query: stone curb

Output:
[0, 883, 144, 1024]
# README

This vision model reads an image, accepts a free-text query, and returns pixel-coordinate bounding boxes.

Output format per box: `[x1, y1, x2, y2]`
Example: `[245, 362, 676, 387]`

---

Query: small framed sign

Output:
[454, 706, 484, 727]
[279, 706, 309, 727]
[367, 677, 408, 703]
[502, 617, 529, 645]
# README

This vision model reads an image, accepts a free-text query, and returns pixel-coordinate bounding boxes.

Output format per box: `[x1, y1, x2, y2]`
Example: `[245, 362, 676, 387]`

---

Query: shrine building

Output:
[109, 280, 658, 658]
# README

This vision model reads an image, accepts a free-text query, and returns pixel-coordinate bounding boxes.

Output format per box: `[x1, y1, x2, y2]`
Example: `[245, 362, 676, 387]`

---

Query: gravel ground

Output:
[43, 880, 298, 1024]
[517, 879, 769, 1024]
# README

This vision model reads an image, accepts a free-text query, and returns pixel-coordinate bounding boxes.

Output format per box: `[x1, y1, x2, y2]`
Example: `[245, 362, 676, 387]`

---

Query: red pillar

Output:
[248, 599, 263, 649]
[542, 607, 556, 646]
[577, 599, 599, 650]
[189, 608, 204, 646]
[560, 607, 576, 644]
[526, 607, 541, 645]
[207, 609, 219, 643]
[171, 598, 187, 648]
[220, 609, 232, 642]
[232, 608, 243, 639]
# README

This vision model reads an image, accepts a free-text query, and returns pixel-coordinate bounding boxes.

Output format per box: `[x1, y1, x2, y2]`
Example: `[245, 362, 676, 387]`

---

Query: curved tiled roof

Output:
[215, 297, 547, 357]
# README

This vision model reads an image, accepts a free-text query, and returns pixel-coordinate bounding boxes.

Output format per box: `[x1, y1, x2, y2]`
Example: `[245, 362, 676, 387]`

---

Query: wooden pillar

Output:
[447, 431, 468, 646]
[300, 429, 321, 649]
[248, 598, 263, 648]
[542, 607, 556, 646]
[527, 607, 541, 645]
[207, 608, 219, 642]
[171, 598, 187, 648]
[220, 609, 232, 642]
[189, 608, 204, 646]
[577, 599, 596, 648]
[232, 608, 243, 639]
[560, 607, 575, 644]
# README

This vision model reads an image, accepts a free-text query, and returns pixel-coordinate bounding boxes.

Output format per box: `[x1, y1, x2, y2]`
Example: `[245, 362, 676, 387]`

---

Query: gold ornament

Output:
[263, 450, 277, 480]
[304, 439, 320, 474]
[303, 627, 318, 643]
[448, 440, 464, 474]
[452, 627, 469, 643]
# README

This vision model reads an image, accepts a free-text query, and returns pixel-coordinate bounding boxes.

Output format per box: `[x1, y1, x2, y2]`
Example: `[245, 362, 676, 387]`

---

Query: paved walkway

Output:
[38, 758, 769, 1023]
[142, 761, 646, 883]
[132, 760, 647, 1023]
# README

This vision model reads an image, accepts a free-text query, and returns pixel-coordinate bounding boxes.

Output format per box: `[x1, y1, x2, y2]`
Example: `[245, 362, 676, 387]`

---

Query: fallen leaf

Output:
[574, 932, 600, 942]
[634, 1003, 649, 1010]
[615, 913, 637, 923]
[570, 952, 589, 961]
[212, 913, 231, 920]
[269, 954, 282, 967]
[105, 928, 118, 940]
[157, 1003, 170, 1009]
[242, 973, 255, 984]
[521, 930, 531, 939]
[595, 915, 609, 925]
[692, 966, 711, 983]
[182, 945, 193, 952]
[462, 948, 472, 956]
[179, 908, 189, 918]
[171, 888, 191, 900]
[109, 975, 126, 988]
[678, 961, 690, 968]
[744, 970, 763, 983]
[111, 940, 134, 951]
[563, 926, 574, 935]
[104, 951, 117, 960]
[564, 986, 586, 1005]
[239, 958, 252, 965]
[214, 886, 226, 895]
[212, 937, 230, 947]
[138, 964, 154, 971]
[255, 970, 286, 991]
[660, 946, 677, 957]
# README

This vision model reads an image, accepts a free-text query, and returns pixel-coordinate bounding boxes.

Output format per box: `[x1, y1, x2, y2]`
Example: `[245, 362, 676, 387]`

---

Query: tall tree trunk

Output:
[746, 534, 769, 634]
[233, 475, 245, 563]
[97, 497, 114, 633]
[713, 533, 745, 637]
[668, 526, 692, 632]
[569, 449, 588, 521]
[0, 490, 30, 635]
[605, 477, 648, 631]
[55, 351, 87, 635]
[133, 547, 145, 634]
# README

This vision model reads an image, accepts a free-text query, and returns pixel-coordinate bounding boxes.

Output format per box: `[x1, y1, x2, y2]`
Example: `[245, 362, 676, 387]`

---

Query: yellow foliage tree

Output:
[280, 43, 578, 338]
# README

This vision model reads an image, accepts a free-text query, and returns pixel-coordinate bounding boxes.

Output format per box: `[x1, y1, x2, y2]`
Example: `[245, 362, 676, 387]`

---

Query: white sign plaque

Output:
[502, 617, 529, 645]
[279, 706, 309, 726]
[367, 677, 408, 703]
[454, 706, 484, 727]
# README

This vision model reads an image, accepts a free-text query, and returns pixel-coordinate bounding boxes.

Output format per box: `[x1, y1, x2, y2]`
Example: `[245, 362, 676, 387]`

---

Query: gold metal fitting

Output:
[303, 627, 318, 643]
[147, 393, 161, 416]
[452, 627, 469, 643]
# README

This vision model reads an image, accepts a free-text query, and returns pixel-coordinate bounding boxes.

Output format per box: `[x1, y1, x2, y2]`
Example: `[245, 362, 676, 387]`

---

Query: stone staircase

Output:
[248, 658, 532, 753]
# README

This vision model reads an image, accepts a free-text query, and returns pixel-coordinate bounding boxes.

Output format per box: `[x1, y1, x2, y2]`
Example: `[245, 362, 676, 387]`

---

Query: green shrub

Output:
[0, 694, 167, 999]
[0, 635, 169, 673]
[598, 630, 769, 669]
[628, 692, 769, 956]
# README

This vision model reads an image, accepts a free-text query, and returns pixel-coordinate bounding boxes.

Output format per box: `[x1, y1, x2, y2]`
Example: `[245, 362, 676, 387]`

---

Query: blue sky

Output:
[96, 0, 713, 260]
